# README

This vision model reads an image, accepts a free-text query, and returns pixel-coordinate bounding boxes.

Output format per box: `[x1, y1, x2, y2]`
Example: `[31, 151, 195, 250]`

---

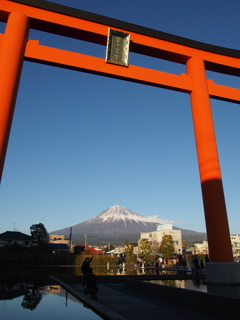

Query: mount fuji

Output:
[50, 205, 206, 245]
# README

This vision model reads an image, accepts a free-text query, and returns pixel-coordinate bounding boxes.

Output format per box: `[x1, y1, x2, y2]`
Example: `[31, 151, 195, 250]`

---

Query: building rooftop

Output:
[0, 231, 32, 240]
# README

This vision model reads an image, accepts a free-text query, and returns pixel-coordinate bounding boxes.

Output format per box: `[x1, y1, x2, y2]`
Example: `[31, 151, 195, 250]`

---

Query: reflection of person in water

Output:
[22, 285, 44, 310]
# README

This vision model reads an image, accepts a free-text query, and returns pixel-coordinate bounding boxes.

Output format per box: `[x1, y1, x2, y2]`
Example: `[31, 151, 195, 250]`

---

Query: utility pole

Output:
[69, 227, 72, 253]
[84, 234, 87, 253]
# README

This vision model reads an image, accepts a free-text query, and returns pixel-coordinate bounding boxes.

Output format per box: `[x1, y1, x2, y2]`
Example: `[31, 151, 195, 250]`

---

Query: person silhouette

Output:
[81, 256, 93, 288]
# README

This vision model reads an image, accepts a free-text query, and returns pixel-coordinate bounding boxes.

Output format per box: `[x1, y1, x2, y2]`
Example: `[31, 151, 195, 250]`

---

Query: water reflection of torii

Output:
[66, 291, 68, 307]
[0, 0, 240, 267]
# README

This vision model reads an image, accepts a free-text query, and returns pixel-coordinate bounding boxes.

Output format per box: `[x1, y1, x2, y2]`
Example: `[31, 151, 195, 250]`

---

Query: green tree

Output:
[124, 241, 135, 265]
[30, 223, 49, 245]
[159, 235, 175, 258]
[139, 238, 151, 261]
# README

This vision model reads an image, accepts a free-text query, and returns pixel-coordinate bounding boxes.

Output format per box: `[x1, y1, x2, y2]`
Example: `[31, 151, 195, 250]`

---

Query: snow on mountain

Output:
[85, 205, 163, 226]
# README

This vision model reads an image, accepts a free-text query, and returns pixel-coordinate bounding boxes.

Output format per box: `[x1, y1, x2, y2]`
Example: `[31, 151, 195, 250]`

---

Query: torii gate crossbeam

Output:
[1, 0, 240, 263]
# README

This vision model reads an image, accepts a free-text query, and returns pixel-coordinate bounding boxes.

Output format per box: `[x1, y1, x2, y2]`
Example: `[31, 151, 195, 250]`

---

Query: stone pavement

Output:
[53, 276, 226, 320]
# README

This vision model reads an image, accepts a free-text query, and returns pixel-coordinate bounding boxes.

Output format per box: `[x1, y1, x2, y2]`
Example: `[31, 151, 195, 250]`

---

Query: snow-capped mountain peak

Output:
[86, 205, 161, 226]
[98, 205, 148, 223]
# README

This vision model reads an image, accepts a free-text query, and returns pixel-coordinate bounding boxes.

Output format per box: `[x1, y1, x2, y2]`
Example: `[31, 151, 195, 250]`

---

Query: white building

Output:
[231, 235, 240, 260]
[139, 224, 182, 254]
[194, 241, 209, 255]
[194, 235, 240, 260]
[106, 246, 125, 255]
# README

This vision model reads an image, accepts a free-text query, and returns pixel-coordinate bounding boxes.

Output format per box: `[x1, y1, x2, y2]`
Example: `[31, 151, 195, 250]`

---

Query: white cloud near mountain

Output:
[145, 215, 174, 224]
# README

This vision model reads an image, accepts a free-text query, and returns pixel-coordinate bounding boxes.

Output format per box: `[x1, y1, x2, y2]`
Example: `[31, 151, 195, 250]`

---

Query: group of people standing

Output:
[190, 255, 209, 272]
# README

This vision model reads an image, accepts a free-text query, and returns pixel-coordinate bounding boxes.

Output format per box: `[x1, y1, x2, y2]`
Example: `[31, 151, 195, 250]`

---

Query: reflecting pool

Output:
[148, 279, 207, 292]
[0, 277, 103, 320]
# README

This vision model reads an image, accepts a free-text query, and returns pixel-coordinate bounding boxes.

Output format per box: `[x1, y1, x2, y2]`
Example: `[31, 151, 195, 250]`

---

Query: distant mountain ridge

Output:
[50, 205, 207, 245]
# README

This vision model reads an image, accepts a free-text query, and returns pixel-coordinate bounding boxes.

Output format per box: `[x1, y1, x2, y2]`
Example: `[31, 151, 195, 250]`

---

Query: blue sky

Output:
[1, 0, 240, 236]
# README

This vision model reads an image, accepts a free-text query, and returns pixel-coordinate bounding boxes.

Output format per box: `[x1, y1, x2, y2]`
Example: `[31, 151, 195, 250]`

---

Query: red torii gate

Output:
[1, 0, 240, 263]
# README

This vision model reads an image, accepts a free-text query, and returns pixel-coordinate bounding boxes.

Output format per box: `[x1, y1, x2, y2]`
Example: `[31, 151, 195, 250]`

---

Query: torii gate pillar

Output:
[187, 56, 233, 263]
[0, 11, 29, 179]
[187, 57, 240, 291]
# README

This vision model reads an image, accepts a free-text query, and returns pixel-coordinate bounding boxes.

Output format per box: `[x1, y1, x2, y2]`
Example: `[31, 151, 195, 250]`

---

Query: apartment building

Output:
[139, 224, 182, 254]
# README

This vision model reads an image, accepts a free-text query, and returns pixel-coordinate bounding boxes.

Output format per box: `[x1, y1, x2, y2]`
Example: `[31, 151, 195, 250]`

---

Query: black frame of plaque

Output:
[106, 29, 130, 67]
